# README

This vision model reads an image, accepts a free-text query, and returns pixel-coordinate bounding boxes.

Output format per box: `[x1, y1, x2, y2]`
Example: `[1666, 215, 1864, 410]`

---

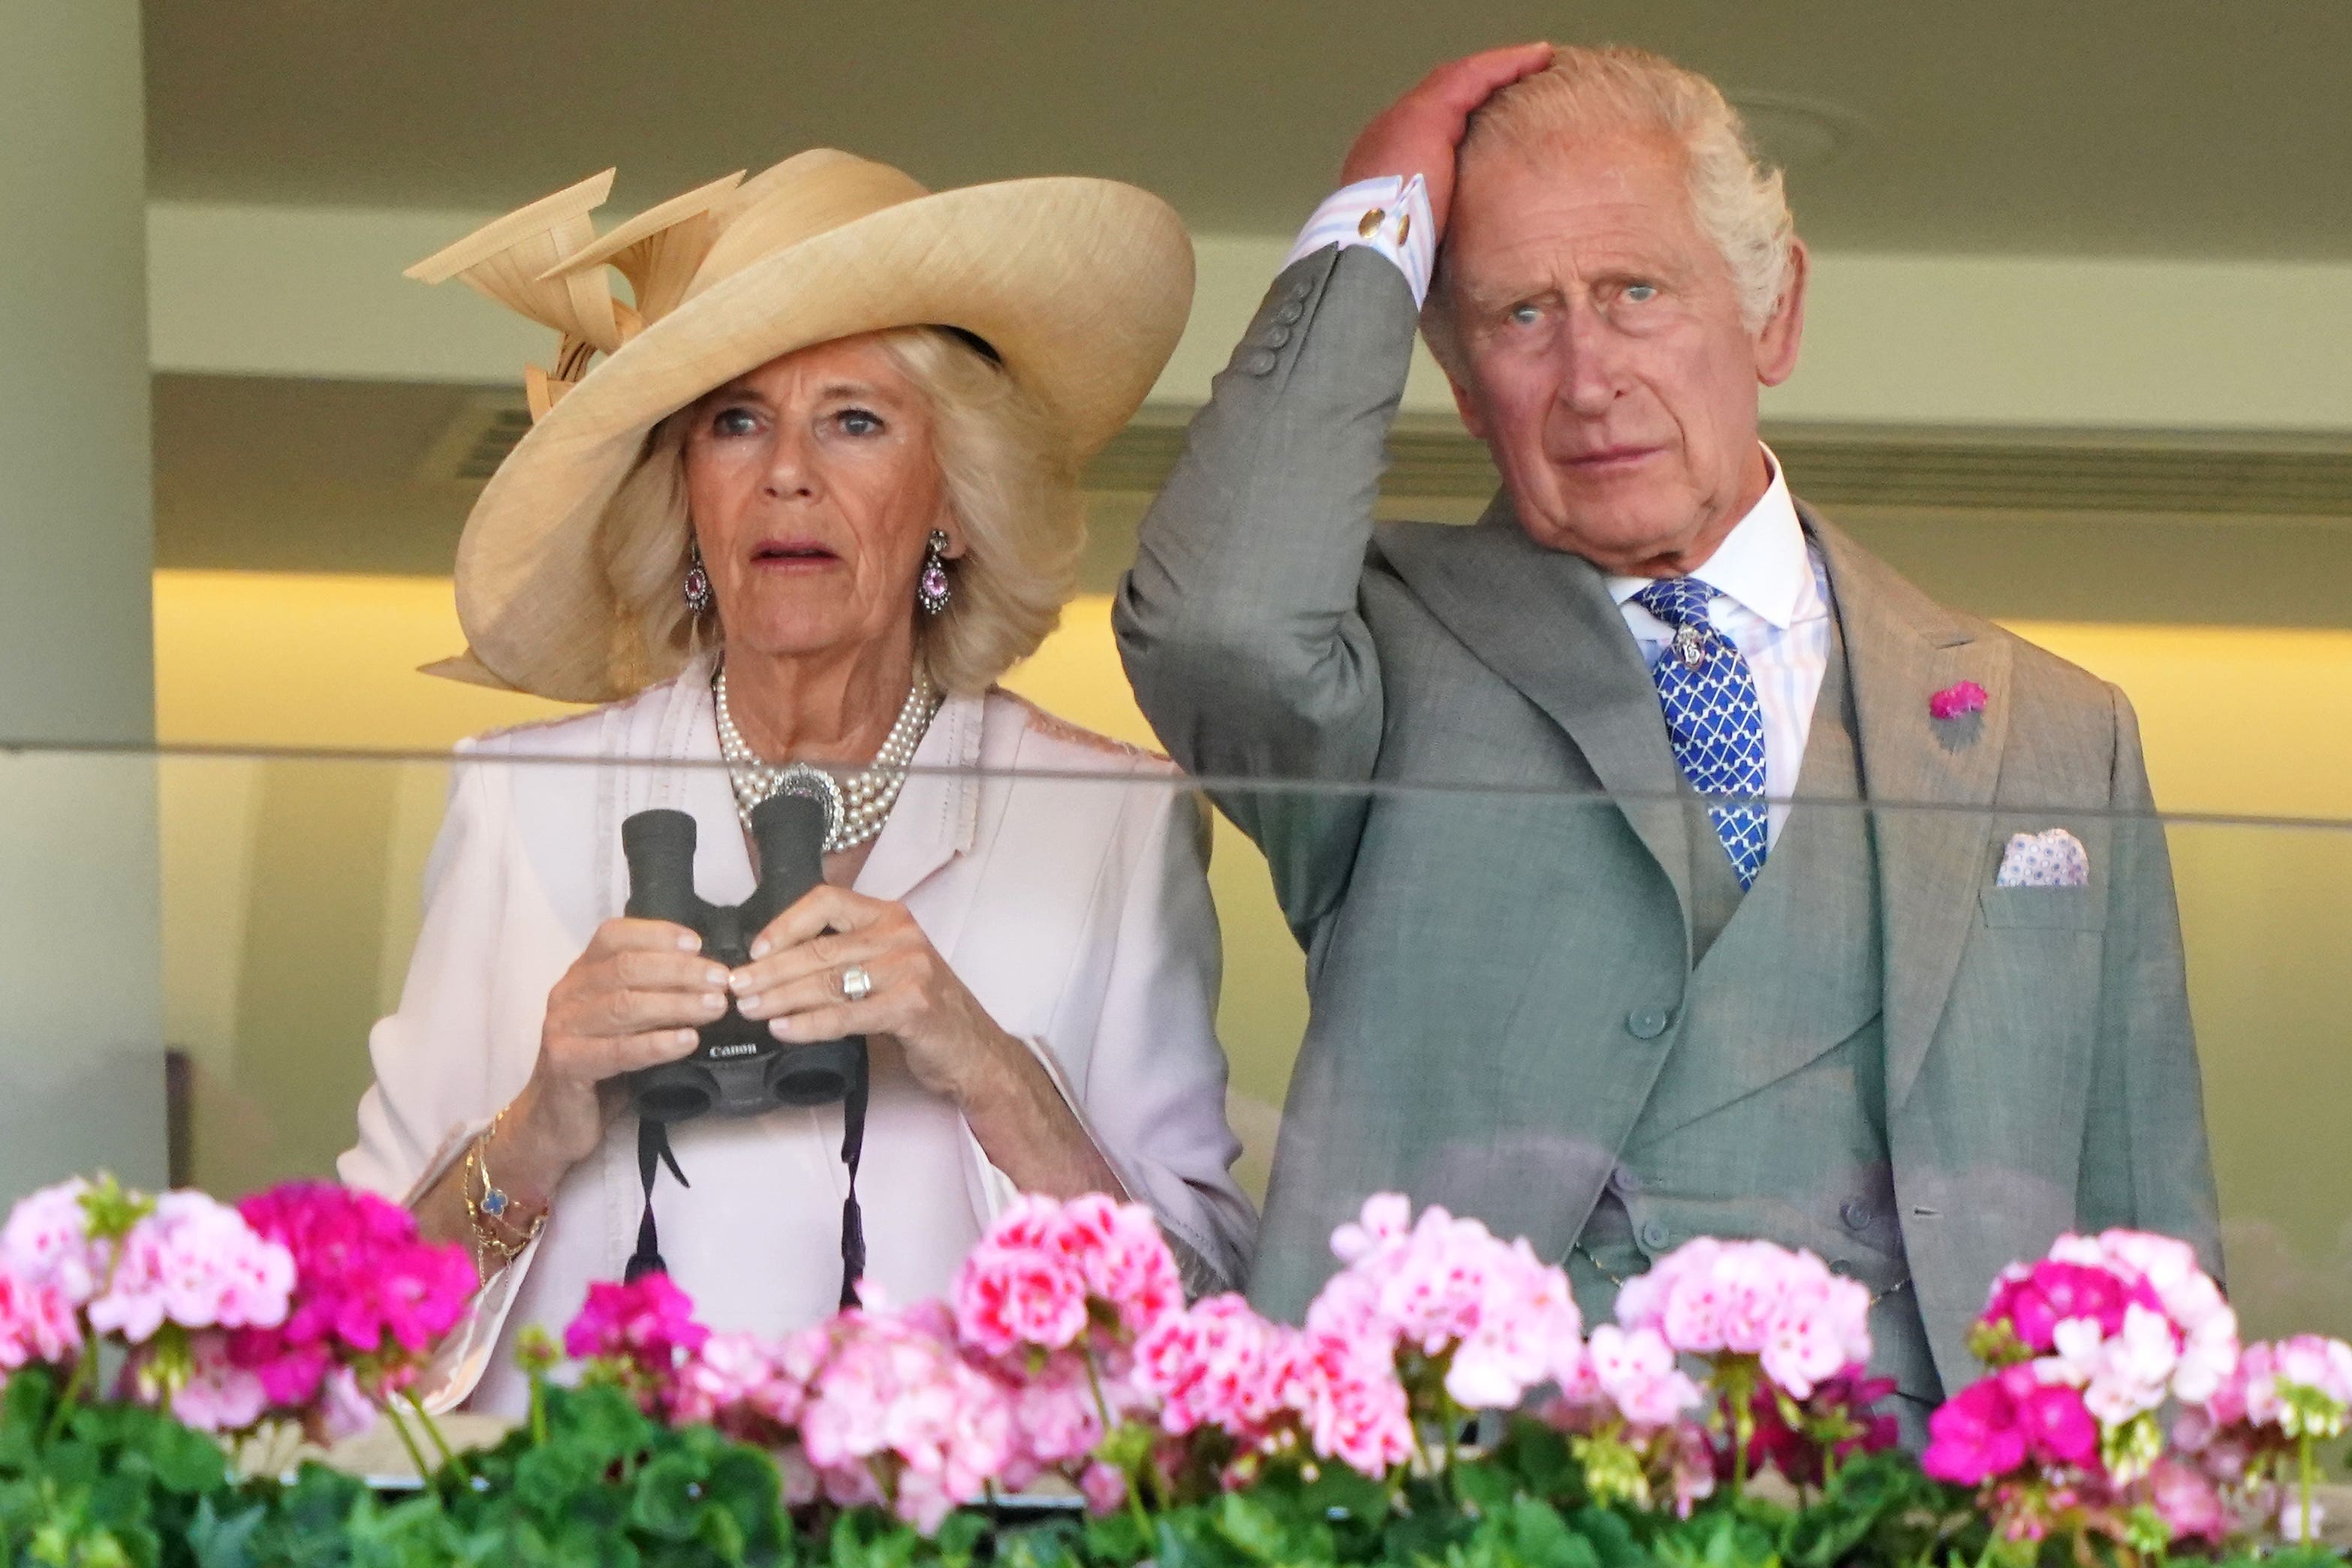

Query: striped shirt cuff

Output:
[1281, 173, 1438, 306]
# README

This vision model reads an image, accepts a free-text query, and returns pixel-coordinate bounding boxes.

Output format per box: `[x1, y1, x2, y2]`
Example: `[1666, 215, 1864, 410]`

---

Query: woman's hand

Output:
[513, 918, 731, 1173]
[729, 887, 1021, 1107]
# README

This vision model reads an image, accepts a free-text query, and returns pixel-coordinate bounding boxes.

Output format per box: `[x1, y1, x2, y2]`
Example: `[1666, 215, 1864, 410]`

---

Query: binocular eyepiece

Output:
[619, 793, 867, 1123]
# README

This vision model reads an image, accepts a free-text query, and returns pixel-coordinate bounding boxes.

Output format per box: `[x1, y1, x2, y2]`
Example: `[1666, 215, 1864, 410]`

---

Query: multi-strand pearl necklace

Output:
[712, 664, 940, 853]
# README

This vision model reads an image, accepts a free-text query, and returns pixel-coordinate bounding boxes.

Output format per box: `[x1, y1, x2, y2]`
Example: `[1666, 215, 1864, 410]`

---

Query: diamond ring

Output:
[839, 965, 875, 1003]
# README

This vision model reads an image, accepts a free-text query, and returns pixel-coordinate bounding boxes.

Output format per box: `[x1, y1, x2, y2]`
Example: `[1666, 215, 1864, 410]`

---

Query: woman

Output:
[340, 150, 1254, 1413]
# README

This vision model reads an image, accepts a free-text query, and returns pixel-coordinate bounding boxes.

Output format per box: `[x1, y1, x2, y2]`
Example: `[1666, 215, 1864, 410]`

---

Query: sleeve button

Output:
[1243, 349, 1278, 376]
[1262, 325, 1292, 349]
[1275, 302, 1305, 324]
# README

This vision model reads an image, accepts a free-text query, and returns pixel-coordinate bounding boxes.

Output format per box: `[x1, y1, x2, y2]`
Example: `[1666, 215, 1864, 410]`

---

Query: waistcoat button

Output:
[1840, 1199, 1873, 1232]
[1610, 1166, 1642, 1196]
[1625, 1007, 1671, 1040]
[1638, 1220, 1671, 1253]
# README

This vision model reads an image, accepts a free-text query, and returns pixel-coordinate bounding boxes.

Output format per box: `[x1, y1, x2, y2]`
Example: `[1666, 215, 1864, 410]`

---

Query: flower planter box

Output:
[4, 1177, 2344, 1566]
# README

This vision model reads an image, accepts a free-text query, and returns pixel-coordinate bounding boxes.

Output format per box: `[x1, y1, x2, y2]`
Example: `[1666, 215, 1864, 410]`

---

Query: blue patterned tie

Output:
[1632, 577, 1768, 888]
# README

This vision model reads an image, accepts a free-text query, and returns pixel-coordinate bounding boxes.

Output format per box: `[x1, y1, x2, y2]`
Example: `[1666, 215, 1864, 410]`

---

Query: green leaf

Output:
[143, 1417, 236, 1496]
[1564, 1506, 1645, 1568]
[628, 1451, 712, 1542]
[1210, 1491, 1295, 1562]
[1497, 1498, 1597, 1568]
[1453, 1458, 1518, 1513]
[185, 1494, 269, 1568]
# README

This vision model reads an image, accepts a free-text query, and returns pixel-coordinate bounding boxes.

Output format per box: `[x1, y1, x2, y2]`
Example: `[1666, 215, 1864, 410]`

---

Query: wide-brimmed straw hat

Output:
[406, 149, 1194, 703]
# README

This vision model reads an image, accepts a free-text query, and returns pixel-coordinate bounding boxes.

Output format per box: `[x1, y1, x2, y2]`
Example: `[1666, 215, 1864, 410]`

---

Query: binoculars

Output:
[619, 793, 868, 1123]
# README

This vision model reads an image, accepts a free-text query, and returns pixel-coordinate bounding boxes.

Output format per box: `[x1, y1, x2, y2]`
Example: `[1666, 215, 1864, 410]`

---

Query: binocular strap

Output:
[623, 1078, 869, 1312]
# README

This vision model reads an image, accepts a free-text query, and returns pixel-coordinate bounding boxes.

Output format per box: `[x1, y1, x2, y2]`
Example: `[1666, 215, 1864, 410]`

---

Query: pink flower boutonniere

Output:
[1929, 681, 1989, 721]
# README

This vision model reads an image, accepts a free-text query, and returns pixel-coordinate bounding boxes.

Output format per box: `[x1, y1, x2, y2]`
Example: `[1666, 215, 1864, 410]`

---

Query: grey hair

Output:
[1423, 44, 1796, 366]
[595, 325, 1083, 697]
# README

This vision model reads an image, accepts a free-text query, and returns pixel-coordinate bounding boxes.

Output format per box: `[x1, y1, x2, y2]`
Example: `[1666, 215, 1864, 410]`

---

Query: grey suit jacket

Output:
[1113, 244, 2222, 1393]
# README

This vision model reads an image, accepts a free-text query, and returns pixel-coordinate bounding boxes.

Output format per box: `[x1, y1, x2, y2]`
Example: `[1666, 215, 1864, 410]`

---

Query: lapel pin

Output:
[1929, 680, 1989, 721]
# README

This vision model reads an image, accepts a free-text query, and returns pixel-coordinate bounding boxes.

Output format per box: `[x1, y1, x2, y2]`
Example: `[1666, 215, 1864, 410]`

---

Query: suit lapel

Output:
[1806, 510, 2013, 1109]
[1377, 495, 1694, 925]
[855, 691, 983, 905]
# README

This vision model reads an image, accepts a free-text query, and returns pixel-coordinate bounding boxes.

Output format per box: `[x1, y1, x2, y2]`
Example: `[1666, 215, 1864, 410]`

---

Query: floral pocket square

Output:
[1995, 828, 2089, 889]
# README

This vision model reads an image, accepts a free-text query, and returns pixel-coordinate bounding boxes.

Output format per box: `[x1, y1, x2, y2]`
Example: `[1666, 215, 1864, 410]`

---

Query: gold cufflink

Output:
[1357, 209, 1386, 239]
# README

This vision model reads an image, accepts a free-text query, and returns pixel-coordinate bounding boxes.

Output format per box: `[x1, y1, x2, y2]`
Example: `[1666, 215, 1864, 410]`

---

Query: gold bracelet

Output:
[464, 1109, 547, 1277]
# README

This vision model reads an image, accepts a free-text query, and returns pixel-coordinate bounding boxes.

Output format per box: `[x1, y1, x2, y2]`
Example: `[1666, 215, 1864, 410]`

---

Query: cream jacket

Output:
[340, 656, 1255, 1413]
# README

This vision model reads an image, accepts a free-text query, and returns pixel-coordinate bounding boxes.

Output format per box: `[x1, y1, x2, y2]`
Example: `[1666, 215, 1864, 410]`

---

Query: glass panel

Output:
[0, 741, 2345, 1399]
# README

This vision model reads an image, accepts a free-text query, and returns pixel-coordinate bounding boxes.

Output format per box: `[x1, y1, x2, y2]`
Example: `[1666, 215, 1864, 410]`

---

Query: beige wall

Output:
[0, 2, 169, 1199]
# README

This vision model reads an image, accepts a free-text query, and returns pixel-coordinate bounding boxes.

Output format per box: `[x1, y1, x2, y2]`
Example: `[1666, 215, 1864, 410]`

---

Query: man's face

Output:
[1437, 129, 1805, 576]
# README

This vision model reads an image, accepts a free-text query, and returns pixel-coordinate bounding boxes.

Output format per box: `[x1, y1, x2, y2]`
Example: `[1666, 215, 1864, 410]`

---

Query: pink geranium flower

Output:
[1616, 1237, 1870, 1401]
[794, 1302, 1019, 1532]
[1305, 1194, 1586, 1413]
[950, 1193, 1182, 1358]
[1133, 1293, 1293, 1438]
[87, 1191, 294, 1345]
[952, 1237, 1091, 1356]
[0, 1270, 82, 1372]
[1292, 1328, 1417, 1477]
[0, 1178, 107, 1305]
[161, 1330, 270, 1434]
[1571, 1323, 1705, 1428]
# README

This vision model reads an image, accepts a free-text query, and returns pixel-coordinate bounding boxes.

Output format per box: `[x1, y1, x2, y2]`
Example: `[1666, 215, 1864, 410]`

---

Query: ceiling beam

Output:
[149, 200, 2352, 433]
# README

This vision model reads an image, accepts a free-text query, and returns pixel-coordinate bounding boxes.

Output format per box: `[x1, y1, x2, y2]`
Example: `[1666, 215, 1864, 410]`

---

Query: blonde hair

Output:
[1423, 44, 1796, 364]
[594, 325, 1084, 697]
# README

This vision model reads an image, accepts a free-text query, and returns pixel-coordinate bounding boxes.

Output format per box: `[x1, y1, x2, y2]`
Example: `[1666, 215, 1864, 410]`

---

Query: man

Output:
[1115, 42, 2219, 1421]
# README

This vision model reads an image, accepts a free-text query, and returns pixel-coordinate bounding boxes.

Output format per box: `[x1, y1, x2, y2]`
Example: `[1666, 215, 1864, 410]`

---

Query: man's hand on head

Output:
[1340, 43, 1555, 236]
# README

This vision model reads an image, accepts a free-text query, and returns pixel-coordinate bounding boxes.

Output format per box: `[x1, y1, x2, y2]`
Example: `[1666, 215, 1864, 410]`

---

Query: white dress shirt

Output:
[1604, 456, 1829, 850]
[1284, 175, 1438, 302]
[1285, 189, 1830, 847]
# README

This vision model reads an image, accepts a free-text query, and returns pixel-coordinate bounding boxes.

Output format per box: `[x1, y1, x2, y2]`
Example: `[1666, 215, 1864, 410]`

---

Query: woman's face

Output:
[682, 335, 950, 665]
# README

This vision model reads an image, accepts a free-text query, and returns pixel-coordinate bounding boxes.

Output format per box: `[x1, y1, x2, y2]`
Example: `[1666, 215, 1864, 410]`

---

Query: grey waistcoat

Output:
[1571, 614, 1941, 1406]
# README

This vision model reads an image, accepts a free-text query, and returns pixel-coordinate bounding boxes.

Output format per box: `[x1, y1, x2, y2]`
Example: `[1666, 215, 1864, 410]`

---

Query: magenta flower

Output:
[565, 1272, 709, 1364]
[1983, 1260, 2164, 1355]
[2016, 1374, 2103, 1468]
[228, 1182, 474, 1412]
[1733, 1368, 1899, 1488]
[1923, 1365, 2034, 1485]
[1930, 681, 1989, 721]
